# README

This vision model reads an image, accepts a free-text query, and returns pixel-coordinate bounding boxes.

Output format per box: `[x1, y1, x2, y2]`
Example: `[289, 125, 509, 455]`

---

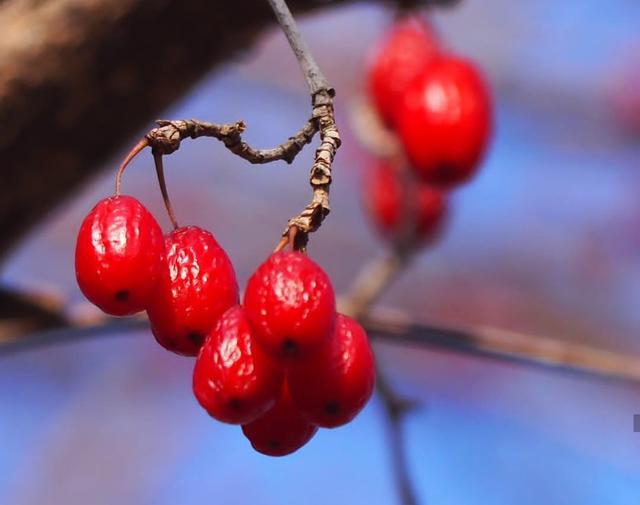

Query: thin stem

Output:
[147, 119, 318, 164]
[266, 0, 331, 94]
[273, 235, 289, 253]
[114, 138, 148, 195]
[152, 153, 179, 230]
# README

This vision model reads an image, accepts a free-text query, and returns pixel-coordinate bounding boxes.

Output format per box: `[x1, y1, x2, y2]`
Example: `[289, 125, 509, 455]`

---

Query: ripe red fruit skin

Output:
[367, 16, 439, 125]
[397, 55, 492, 187]
[147, 226, 239, 356]
[289, 314, 375, 428]
[243, 252, 336, 360]
[242, 382, 318, 457]
[366, 161, 447, 246]
[75, 195, 164, 316]
[193, 306, 283, 424]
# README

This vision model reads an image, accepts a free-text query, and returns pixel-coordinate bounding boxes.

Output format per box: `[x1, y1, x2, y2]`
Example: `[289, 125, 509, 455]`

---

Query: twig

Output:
[145, 119, 318, 164]
[283, 92, 340, 249]
[0, 318, 148, 356]
[124, 116, 321, 238]
[3, 311, 640, 385]
[266, 0, 331, 95]
[267, 0, 340, 250]
[0, 287, 68, 343]
[113, 0, 341, 253]
[364, 310, 640, 383]
[377, 368, 420, 505]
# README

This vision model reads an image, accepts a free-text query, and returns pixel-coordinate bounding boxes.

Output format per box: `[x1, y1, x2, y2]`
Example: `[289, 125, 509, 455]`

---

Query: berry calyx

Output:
[243, 251, 336, 360]
[75, 195, 164, 316]
[366, 161, 448, 247]
[367, 16, 440, 125]
[147, 225, 239, 356]
[242, 382, 318, 457]
[396, 55, 492, 187]
[193, 306, 283, 424]
[289, 314, 375, 428]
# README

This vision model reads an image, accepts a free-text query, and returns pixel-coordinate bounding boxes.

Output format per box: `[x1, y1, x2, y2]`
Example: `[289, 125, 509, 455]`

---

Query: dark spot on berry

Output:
[268, 439, 281, 450]
[115, 289, 130, 302]
[434, 163, 456, 183]
[228, 398, 242, 411]
[325, 401, 341, 416]
[282, 338, 298, 357]
[187, 332, 204, 347]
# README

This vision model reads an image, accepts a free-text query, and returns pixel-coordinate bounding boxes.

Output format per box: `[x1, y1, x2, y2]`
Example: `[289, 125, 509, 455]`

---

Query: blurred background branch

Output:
[4, 311, 640, 383]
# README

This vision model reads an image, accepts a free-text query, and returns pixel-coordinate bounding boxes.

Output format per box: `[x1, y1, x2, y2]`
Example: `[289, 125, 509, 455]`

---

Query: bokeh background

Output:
[1, 1, 640, 504]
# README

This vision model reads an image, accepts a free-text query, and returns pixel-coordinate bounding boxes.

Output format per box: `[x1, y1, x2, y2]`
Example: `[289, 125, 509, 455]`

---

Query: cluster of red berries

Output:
[364, 16, 492, 246]
[75, 196, 375, 456]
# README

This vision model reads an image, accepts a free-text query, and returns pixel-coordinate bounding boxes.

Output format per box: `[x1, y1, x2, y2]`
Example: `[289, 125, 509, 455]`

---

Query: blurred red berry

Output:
[193, 306, 283, 424]
[289, 314, 375, 428]
[147, 225, 239, 356]
[367, 15, 440, 125]
[243, 252, 336, 360]
[397, 55, 492, 187]
[242, 382, 318, 457]
[75, 195, 164, 316]
[607, 49, 640, 135]
[366, 161, 448, 246]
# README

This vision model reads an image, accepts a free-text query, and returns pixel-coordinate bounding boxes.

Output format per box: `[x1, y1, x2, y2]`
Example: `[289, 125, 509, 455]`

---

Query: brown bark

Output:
[0, 0, 453, 264]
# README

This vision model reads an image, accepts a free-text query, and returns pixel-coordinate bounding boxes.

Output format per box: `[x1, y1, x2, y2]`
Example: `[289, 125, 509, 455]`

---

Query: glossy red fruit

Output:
[147, 226, 239, 356]
[193, 306, 283, 424]
[242, 382, 318, 457]
[397, 55, 492, 187]
[75, 195, 164, 316]
[367, 16, 439, 125]
[243, 252, 336, 360]
[366, 161, 447, 246]
[289, 314, 375, 428]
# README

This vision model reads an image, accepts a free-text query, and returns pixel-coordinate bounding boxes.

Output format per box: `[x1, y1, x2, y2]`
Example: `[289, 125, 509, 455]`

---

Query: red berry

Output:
[193, 306, 283, 424]
[242, 382, 318, 457]
[367, 16, 440, 125]
[289, 314, 375, 428]
[243, 252, 336, 360]
[396, 55, 492, 187]
[75, 195, 164, 316]
[366, 161, 447, 246]
[147, 226, 239, 356]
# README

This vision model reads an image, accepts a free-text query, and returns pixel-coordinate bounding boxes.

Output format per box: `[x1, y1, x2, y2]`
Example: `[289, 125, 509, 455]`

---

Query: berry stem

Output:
[273, 235, 289, 253]
[152, 152, 179, 230]
[273, 226, 304, 253]
[114, 138, 149, 196]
